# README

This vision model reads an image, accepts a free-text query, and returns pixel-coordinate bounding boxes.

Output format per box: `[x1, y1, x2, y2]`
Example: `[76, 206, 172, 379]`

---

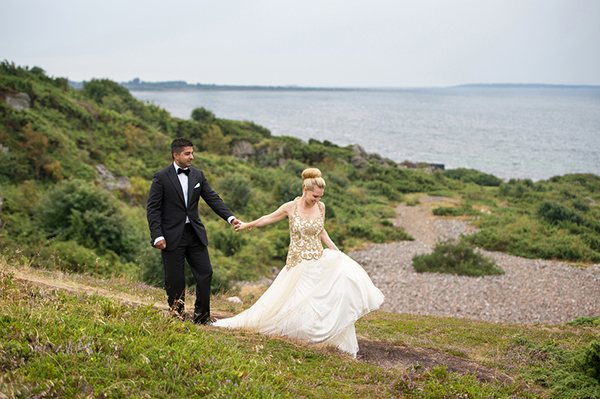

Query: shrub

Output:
[38, 179, 138, 261]
[202, 125, 231, 155]
[443, 168, 503, 186]
[550, 340, 600, 398]
[216, 173, 252, 211]
[284, 159, 307, 177]
[566, 316, 600, 327]
[538, 200, 587, 226]
[276, 177, 302, 203]
[405, 197, 421, 206]
[572, 198, 591, 213]
[212, 228, 247, 257]
[46, 240, 118, 275]
[191, 107, 215, 123]
[581, 340, 600, 381]
[432, 204, 477, 217]
[364, 180, 401, 201]
[412, 240, 504, 276]
[137, 246, 164, 287]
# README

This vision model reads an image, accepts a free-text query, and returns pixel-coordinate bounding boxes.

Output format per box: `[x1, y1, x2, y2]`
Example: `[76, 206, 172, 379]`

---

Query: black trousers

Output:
[161, 224, 212, 324]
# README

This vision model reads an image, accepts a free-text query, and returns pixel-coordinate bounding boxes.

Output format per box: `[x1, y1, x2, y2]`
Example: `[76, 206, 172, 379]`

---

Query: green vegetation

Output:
[412, 240, 504, 277]
[1, 59, 599, 397]
[565, 317, 600, 327]
[0, 61, 421, 293]
[464, 176, 600, 263]
[2, 61, 600, 292]
[432, 204, 479, 217]
[1, 263, 599, 398]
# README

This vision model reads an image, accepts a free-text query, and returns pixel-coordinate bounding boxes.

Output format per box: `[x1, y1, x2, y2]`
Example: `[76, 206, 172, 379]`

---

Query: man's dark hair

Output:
[171, 138, 194, 157]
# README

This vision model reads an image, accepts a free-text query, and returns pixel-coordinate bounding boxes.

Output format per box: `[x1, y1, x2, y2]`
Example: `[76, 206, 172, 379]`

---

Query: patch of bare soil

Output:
[357, 339, 514, 385]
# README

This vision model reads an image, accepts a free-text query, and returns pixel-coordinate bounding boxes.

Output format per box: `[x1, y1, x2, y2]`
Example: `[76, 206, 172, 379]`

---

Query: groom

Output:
[147, 137, 240, 324]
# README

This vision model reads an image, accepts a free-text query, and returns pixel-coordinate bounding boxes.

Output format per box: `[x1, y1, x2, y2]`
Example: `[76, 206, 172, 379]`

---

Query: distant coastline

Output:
[455, 83, 600, 90]
[67, 79, 600, 92]
[68, 79, 356, 92]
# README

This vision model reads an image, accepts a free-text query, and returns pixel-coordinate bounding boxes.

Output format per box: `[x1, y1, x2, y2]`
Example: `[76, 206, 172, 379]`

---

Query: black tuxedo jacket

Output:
[146, 165, 234, 250]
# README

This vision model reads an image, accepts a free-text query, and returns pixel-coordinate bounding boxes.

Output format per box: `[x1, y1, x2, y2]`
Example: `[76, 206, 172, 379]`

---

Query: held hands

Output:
[231, 219, 243, 230]
[234, 221, 252, 232]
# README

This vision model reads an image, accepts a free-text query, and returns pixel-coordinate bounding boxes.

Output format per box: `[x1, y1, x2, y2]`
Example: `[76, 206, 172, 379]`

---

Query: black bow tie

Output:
[177, 168, 190, 176]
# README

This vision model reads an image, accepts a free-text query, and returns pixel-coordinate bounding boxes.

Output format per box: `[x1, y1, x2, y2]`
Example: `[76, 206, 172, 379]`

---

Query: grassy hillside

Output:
[1, 261, 599, 398]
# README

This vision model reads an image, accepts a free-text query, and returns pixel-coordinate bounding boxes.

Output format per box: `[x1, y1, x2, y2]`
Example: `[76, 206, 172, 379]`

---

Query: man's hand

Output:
[231, 218, 242, 230]
[155, 239, 166, 250]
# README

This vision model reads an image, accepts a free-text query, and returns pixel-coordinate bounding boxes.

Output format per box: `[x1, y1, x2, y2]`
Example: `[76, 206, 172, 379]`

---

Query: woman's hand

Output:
[235, 221, 249, 232]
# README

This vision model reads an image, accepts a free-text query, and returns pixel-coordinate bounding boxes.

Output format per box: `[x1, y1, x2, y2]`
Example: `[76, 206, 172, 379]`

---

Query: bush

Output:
[216, 173, 252, 211]
[276, 177, 302, 203]
[432, 204, 477, 217]
[405, 197, 421, 206]
[137, 246, 164, 287]
[191, 107, 215, 123]
[538, 200, 587, 226]
[46, 240, 118, 275]
[38, 179, 138, 261]
[211, 228, 247, 257]
[581, 340, 600, 381]
[412, 240, 504, 276]
[284, 159, 307, 177]
[550, 340, 600, 398]
[443, 168, 503, 186]
[566, 316, 600, 327]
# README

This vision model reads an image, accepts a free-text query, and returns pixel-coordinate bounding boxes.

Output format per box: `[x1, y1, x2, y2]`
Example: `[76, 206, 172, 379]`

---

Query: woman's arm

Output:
[319, 202, 340, 251]
[320, 228, 339, 251]
[236, 202, 292, 231]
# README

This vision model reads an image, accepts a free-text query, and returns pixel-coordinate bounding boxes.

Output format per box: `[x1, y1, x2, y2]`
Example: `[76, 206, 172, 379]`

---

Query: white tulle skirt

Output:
[213, 249, 384, 357]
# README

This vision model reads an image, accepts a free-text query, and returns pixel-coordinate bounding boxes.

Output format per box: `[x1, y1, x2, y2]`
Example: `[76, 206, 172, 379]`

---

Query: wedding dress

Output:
[213, 199, 384, 357]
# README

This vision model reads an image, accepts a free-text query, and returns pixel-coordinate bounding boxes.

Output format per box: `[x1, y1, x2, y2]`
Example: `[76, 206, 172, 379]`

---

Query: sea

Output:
[130, 87, 600, 182]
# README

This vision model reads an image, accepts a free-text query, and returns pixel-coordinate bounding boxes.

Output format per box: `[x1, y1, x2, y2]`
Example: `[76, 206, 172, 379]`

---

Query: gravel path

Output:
[349, 197, 600, 325]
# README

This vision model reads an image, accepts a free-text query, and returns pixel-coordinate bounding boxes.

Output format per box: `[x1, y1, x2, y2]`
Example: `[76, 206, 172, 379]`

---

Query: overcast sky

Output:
[2, 0, 599, 87]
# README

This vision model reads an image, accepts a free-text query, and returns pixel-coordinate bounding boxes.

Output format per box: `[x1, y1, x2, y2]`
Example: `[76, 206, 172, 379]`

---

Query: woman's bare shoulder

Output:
[278, 200, 296, 215]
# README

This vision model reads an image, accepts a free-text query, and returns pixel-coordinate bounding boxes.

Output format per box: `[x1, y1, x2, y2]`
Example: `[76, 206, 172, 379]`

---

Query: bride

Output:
[213, 168, 384, 357]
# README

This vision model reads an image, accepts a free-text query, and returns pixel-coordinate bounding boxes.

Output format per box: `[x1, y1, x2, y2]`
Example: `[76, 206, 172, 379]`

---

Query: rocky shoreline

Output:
[349, 198, 600, 325]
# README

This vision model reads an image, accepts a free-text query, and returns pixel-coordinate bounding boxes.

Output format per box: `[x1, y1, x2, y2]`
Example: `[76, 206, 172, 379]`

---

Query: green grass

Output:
[2, 259, 599, 398]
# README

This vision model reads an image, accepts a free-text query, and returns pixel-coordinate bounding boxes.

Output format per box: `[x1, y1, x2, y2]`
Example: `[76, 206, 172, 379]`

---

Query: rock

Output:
[368, 152, 390, 167]
[232, 140, 256, 161]
[5, 92, 31, 111]
[351, 144, 368, 158]
[0, 144, 8, 154]
[75, 100, 94, 114]
[350, 155, 369, 170]
[95, 164, 132, 190]
[227, 296, 243, 305]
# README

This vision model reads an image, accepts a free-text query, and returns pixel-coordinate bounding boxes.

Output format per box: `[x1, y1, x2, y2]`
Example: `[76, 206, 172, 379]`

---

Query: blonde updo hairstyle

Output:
[302, 168, 326, 192]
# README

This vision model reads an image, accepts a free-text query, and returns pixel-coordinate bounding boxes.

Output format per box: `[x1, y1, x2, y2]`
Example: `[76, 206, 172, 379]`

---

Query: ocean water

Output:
[131, 87, 600, 181]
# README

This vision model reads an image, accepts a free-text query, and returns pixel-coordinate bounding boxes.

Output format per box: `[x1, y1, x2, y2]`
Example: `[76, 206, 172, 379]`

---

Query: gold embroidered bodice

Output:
[286, 198, 324, 269]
